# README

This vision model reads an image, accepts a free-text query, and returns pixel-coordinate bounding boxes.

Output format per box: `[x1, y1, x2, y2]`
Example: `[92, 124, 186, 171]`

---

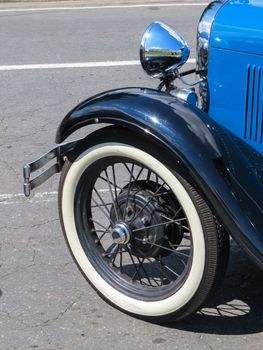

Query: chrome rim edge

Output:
[196, 0, 229, 111]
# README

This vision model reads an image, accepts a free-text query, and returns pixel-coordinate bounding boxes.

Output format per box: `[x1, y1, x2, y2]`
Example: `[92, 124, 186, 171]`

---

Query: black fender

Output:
[56, 87, 263, 268]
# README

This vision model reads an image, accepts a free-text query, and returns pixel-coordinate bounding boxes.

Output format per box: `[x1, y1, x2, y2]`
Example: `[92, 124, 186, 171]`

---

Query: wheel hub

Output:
[111, 223, 131, 244]
[110, 181, 182, 257]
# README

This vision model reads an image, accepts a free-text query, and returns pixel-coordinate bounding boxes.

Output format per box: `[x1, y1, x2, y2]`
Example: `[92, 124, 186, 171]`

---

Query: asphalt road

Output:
[1, 2, 263, 350]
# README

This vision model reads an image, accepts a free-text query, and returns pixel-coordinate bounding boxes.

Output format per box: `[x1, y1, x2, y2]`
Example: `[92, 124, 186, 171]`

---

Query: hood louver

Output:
[244, 65, 263, 144]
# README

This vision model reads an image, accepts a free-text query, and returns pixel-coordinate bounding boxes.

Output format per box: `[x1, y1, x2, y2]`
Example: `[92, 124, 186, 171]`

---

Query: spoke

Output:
[91, 202, 112, 208]
[183, 235, 191, 241]
[111, 245, 122, 266]
[120, 245, 123, 272]
[132, 218, 181, 233]
[157, 258, 180, 278]
[146, 170, 151, 183]
[123, 163, 135, 220]
[177, 255, 187, 268]
[162, 215, 187, 222]
[135, 166, 145, 181]
[112, 164, 118, 202]
[134, 256, 155, 287]
[124, 163, 137, 181]
[155, 174, 159, 186]
[99, 176, 122, 190]
[89, 218, 109, 231]
[95, 225, 111, 243]
[166, 243, 190, 249]
[124, 245, 142, 284]
[164, 237, 190, 249]
[93, 188, 111, 215]
[130, 183, 165, 224]
[91, 197, 114, 226]
[134, 237, 190, 258]
[176, 223, 189, 231]
[172, 206, 183, 219]
[159, 256, 164, 286]
[161, 214, 190, 231]
[158, 255, 178, 283]
[132, 215, 190, 234]
[131, 256, 146, 280]
[103, 244, 118, 257]
[105, 169, 119, 221]
[136, 248, 171, 284]
[154, 191, 172, 197]
[130, 166, 145, 190]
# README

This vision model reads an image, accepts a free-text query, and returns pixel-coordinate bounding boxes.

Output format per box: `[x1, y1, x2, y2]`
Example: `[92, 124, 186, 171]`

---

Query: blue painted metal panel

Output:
[208, 47, 263, 154]
[210, 0, 263, 56]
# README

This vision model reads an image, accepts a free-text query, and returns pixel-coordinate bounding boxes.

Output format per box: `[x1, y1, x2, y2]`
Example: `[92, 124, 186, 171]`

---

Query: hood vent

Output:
[244, 65, 263, 143]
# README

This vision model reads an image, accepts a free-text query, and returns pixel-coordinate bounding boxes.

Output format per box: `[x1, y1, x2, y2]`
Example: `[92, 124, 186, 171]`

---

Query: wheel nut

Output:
[141, 216, 150, 226]
[126, 206, 133, 218]
[142, 238, 148, 244]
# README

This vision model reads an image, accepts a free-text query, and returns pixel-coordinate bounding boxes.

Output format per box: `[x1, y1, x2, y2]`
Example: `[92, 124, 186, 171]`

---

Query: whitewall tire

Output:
[58, 127, 229, 322]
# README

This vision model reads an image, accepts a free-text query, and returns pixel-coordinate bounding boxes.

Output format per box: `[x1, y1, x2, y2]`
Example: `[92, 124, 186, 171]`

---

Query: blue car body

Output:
[208, 0, 263, 155]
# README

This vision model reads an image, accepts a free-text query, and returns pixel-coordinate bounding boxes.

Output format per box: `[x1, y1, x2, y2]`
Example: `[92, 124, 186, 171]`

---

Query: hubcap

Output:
[111, 223, 131, 244]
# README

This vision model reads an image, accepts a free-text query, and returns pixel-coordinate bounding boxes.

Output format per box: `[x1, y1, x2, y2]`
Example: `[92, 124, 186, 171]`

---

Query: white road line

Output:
[0, 58, 196, 71]
[0, 60, 140, 71]
[0, 192, 57, 205]
[0, 3, 208, 13]
[0, 189, 111, 204]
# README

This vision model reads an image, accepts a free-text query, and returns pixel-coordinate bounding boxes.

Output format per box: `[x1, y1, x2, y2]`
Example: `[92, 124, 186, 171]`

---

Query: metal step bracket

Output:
[23, 140, 80, 197]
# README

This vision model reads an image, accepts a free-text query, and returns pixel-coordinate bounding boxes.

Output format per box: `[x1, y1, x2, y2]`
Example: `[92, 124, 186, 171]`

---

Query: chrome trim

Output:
[197, 0, 228, 111]
[176, 70, 204, 87]
[140, 21, 190, 78]
[23, 139, 81, 197]
[170, 88, 198, 107]
[111, 223, 131, 244]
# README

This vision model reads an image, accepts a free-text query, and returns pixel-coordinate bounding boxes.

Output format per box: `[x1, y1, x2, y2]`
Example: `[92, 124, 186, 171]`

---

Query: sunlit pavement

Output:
[1, 2, 263, 349]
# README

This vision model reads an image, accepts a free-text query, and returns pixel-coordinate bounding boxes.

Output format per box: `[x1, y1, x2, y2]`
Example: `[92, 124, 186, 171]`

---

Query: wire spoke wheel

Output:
[79, 158, 192, 296]
[59, 128, 229, 322]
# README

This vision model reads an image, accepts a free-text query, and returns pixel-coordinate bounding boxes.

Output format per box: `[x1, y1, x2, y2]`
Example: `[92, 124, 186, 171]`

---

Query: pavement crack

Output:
[30, 293, 83, 329]
[0, 218, 58, 232]
[1, 293, 83, 331]
[30, 218, 59, 229]
[0, 249, 38, 280]
[25, 248, 38, 268]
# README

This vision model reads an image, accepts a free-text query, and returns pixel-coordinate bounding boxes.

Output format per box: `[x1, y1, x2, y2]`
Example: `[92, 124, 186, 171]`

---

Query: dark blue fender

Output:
[56, 87, 263, 269]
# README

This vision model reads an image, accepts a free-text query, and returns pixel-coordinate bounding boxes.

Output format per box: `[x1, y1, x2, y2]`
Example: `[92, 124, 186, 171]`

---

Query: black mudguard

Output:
[56, 87, 263, 268]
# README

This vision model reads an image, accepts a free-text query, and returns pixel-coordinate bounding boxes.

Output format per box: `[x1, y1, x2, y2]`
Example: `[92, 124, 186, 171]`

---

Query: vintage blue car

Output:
[23, 0, 263, 322]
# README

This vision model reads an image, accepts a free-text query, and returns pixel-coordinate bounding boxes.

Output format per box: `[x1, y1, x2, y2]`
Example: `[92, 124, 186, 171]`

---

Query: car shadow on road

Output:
[166, 241, 263, 335]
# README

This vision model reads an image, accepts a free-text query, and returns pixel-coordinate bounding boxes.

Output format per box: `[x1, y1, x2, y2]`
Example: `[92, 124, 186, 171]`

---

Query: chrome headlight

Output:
[140, 21, 190, 78]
